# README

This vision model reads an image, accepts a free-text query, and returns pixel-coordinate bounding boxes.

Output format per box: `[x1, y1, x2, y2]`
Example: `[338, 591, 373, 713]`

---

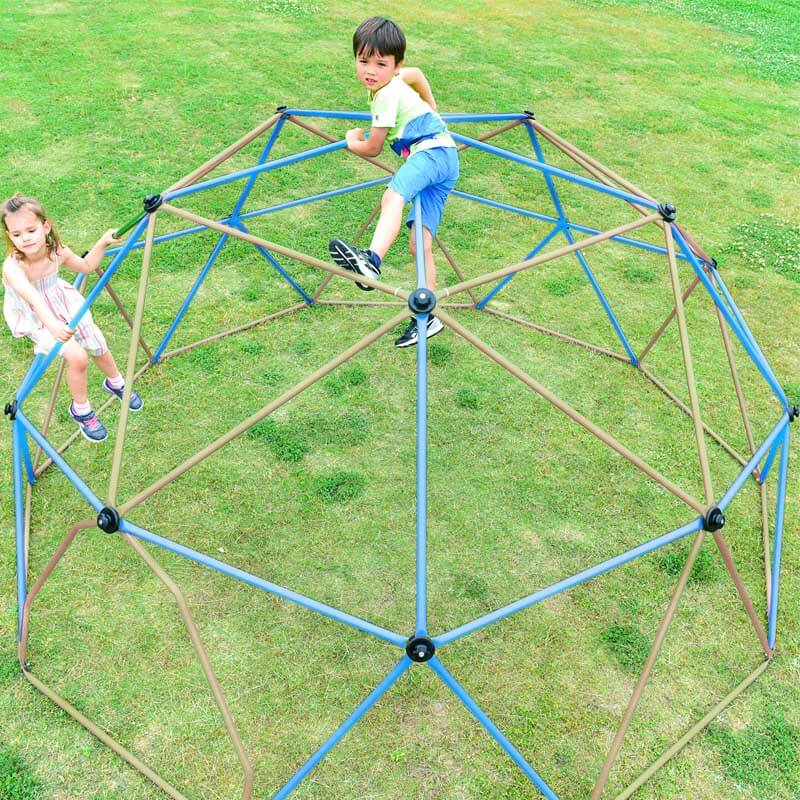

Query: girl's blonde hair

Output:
[1, 193, 62, 260]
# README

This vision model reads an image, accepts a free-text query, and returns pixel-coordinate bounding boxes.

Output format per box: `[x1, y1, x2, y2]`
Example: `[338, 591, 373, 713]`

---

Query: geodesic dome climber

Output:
[8, 106, 796, 800]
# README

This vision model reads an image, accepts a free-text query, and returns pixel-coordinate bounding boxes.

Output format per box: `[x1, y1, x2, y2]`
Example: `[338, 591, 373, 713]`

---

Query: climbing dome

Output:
[8, 108, 795, 799]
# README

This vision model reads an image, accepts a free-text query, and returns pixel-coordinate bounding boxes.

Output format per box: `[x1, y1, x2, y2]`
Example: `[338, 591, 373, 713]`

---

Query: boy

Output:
[328, 16, 460, 348]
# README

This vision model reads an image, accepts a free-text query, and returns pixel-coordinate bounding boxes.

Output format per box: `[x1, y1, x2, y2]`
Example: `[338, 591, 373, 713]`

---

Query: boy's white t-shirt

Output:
[370, 75, 455, 157]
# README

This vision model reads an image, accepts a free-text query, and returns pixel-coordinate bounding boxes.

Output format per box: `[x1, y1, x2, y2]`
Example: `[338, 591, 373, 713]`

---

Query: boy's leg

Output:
[369, 189, 406, 259]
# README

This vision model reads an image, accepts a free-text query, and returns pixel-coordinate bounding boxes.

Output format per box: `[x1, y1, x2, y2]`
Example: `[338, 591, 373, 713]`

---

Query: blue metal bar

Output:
[525, 121, 638, 363]
[451, 133, 660, 210]
[476, 225, 563, 309]
[239, 177, 391, 222]
[16, 411, 104, 512]
[20, 430, 35, 486]
[437, 517, 703, 646]
[768, 428, 790, 649]
[527, 125, 567, 222]
[272, 657, 412, 799]
[758, 429, 783, 485]
[452, 189, 562, 226]
[429, 657, 560, 800]
[282, 110, 527, 123]
[281, 109, 372, 121]
[15, 355, 45, 400]
[443, 113, 528, 123]
[234, 221, 313, 305]
[451, 189, 686, 261]
[12, 421, 27, 639]
[710, 264, 788, 408]
[120, 519, 406, 647]
[565, 227, 638, 365]
[229, 117, 286, 219]
[165, 140, 348, 202]
[17, 216, 149, 404]
[152, 233, 230, 363]
[673, 229, 787, 407]
[717, 414, 788, 511]
[106, 177, 393, 258]
[413, 197, 429, 636]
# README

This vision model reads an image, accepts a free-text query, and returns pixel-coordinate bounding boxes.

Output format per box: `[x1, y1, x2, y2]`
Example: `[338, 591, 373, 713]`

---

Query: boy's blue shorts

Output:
[388, 146, 460, 238]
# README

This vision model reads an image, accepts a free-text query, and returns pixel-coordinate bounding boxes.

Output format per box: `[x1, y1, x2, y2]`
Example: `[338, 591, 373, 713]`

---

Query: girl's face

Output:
[4, 208, 51, 259]
[355, 50, 400, 92]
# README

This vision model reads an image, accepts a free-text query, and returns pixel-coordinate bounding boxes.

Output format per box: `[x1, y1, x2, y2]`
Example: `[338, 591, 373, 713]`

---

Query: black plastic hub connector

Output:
[276, 105, 288, 114]
[709, 257, 719, 271]
[789, 405, 799, 423]
[143, 194, 163, 214]
[408, 288, 437, 314]
[97, 507, 121, 534]
[703, 506, 725, 532]
[4, 400, 18, 420]
[406, 635, 436, 663]
[658, 203, 677, 222]
[523, 109, 536, 120]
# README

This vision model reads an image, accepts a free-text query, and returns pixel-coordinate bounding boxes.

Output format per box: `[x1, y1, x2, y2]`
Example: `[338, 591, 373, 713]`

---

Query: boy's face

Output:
[355, 49, 400, 92]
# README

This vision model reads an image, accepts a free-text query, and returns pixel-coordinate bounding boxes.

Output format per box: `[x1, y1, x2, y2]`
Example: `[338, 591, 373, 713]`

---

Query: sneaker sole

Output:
[396, 318, 444, 348]
[328, 240, 376, 292]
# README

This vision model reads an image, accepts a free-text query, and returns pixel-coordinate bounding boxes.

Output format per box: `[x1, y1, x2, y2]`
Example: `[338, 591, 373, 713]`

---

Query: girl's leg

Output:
[62, 340, 90, 405]
[369, 189, 406, 259]
[409, 224, 436, 289]
[92, 349, 123, 381]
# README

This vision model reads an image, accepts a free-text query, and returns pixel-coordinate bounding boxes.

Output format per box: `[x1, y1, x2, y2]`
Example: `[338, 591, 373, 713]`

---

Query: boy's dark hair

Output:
[353, 17, 405, 62]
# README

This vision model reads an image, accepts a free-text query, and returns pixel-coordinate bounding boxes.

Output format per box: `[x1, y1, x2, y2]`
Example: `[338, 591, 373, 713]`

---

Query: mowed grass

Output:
[1, 1, 798, 799]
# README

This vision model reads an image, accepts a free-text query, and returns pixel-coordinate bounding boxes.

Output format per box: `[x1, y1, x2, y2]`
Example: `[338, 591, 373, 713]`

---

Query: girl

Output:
[2, 194, 143, 443]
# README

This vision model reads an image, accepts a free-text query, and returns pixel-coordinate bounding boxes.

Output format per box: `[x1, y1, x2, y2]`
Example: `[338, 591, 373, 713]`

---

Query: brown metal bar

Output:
[637, 276, 700, 365]
[456, 119, 524, 152]
[94, 267, 154, 362]
[108, 213, 157, 506]
[533, 121, 711, 263]
[664, 223, 714, 502]
[34, 362, 152, 478]
[432, 234, 479, 305]
[614, 658, 771, 800]
[158, 303, 306, 361]
[435, 307, 705, 515]
[483, 308, 631, 363]
[119, 308, 410, 516]
[19, 519, 188, 800]
[166, 113, 282, 193]
[760, 481, 772, 611]
[125, 535, 253, 798]
[287, 115, 396, 174]
[437, 213, 662, 301]
[715, 290, 757, 458]
[161, 204, 408, 301]
[590, 530, 708, 799]
[638, 365, 748, 468]
[316, 299, 407, 307]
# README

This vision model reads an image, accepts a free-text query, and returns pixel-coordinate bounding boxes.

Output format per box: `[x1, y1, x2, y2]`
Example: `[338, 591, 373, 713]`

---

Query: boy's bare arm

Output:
[399, 67, 436, 110]
[345, 126, 389, 158]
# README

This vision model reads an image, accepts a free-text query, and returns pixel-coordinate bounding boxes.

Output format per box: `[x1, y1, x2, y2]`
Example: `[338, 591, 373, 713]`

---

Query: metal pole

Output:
[767, 427, 790, 649]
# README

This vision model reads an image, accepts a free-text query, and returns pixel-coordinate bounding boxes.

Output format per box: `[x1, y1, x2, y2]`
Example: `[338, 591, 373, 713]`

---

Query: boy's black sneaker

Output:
[395, 316, 444, 348]
[328, 238, 381, 291]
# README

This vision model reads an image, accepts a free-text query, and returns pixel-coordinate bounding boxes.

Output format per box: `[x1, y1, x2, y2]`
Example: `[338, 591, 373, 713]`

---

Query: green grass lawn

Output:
[1, 1, 798, 798]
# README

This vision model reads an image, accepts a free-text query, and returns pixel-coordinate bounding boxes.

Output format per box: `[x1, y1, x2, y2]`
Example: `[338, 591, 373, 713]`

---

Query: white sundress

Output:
[3, 254, 108, 356]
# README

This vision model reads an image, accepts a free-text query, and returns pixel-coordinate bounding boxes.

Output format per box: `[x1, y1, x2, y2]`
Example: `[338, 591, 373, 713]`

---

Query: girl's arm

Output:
[2, 259, 72, 341]
[399, 67, 437, 110]
[59, 228, 119, 274]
